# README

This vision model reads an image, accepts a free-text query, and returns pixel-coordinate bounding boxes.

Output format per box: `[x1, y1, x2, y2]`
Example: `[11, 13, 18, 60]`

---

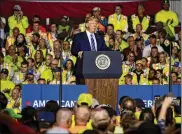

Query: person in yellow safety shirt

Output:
[119, 63, 131, 85]
[155, 0, 179, 37]
[4, 45, 23, 72]
[8, 5, 29, 36]
[79, 13, 92, 32]
[131, 24, 149, 41]
[12, 61, 28, 85]
[71, 93, 93, 128]
[27, 33, 40, 58]
[6, 87, 22, 114]
[38, 38, 47, 59]
[22, 70, 36, 84]
[49, 67, 61, 84]
[141, 57, 150, 74]
[58, 16, 70, 33]
[0, 68, 15, 99]
[5, 27, 20, 50]
[133, 60, 149, 85]
[115, 30, 128, 52]
[0, 52, 14, 80]
[134, 98, 145, 120]
[108, 5, 128, 32]
[131, 4, 150, 33]
[26, 22, 47, 45]
[104, 24, 115, 47]
[148, 69, 157, 85]
[47, 23, 59, 51]
[69, 106, 90, 134]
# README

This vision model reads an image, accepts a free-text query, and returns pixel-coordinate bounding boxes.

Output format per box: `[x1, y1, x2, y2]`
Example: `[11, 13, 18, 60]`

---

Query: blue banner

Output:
[22, 85, 181, 109]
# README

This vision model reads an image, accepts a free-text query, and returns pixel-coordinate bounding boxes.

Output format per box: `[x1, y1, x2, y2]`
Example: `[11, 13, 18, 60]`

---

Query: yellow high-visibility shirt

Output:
[58, 25, 70, 33]
[117, 40, 128, 52]
[1, 80, 15, 99]
[6, 97, 22, 114]
[8, 15, 29, 35]
[108, 13, 128, 32]
[131, 14, 150, 32]
[155, 10, 179, 36]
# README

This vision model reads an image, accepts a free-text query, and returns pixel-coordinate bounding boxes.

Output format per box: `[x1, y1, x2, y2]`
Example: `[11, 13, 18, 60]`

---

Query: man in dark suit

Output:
[71, 16, 109, 84]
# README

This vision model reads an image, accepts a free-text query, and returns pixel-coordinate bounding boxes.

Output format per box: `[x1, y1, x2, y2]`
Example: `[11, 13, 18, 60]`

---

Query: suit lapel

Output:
[95, 33, 100, 50]
[83, 31, 91, 50]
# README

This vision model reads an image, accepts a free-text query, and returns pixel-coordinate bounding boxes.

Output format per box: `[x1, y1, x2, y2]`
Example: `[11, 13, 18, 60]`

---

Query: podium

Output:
[82, 51, 122, 109]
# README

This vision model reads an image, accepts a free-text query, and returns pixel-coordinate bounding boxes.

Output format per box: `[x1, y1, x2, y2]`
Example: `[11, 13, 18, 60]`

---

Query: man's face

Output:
[27, 59, 35, 69]
[159, 54, 165, 63]
[152, 80, 160, 85]
[39, 39, 45, 48]
[177, 78, 181, 84]
[14, 10, 20, 16]
[172, 46, 178, 54]
[12, 88, 20, 100]
[51, 24, 57, 32]
[46, 55, 52, 66]
[128, 37, 135, 47]
[54, 72, 61, 80]
[38, 80, 46, 84]
[21, 64, 28, 73]
[156, 71, 162, 78]
[149, 38, 156, 45]
[116, 31, 123, 39]
[163, 3, 170, 11]
[138, 5, 145, 14]
[53, 41, 61, 52]
[32, 23, 39, 32]
[149, 70, 155, 78]
[115, 6, 122, 15]
[93, 10, 101, 17]
[13, 29, 19, 37]
[63, 42, 70, 51]
[87, 19, 98, 33]
[136, 64, 143, 72]
[51, 60, 59, 70]
[151, 48, 158, 57]
[171, 73, 177, 82]
[129, 53, 135, 61]
[109, 39, 114, 46]
[32, 35, 39, 43]
[107, 26, 114, 35]
[136, 24, 142, 33]
[173, 66, 180, 73]
[141, 59, 147, 67]
[27, 74, 34, 82]
[0, 73, 7, 80]
[8, 46, 16, 55]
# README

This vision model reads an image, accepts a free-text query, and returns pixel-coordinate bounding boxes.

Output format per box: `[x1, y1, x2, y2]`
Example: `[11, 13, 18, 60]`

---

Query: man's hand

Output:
[162, 97, 173, 109]
[78, 51, 83, 59]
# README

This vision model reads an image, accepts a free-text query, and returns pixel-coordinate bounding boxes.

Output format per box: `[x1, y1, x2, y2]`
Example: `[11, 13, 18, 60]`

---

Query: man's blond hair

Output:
[85, 16, 99, 23]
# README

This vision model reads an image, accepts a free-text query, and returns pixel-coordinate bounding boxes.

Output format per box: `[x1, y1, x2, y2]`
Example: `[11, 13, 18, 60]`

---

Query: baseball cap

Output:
[3, 108, 22, 119]
[27, 70, 34, 75]
[136, 60, 143, 65]
[134, 98, 145, 109]
[13, 5, 21, 11]
[77, 93, 93, 107]
[92, 7, 101, 11]
[173, 62, 181, 67]
[163, 0, 169, 4]
[61, 16, 69, 22]
[1, 68, 9, 75]
[37, 111, 55, 123]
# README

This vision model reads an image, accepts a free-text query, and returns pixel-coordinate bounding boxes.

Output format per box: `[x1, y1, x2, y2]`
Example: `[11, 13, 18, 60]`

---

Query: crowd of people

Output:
[0, 0, 181, 133]
[0, 92, 181, 134]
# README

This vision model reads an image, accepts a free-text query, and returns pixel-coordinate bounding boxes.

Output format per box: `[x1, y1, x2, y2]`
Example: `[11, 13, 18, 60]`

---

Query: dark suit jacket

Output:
[71, 31, 109, 77]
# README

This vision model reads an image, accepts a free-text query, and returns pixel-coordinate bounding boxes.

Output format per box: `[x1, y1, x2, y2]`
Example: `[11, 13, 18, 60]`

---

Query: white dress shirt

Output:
[142, 44, 164, 57]
[86, 30, 97, 51]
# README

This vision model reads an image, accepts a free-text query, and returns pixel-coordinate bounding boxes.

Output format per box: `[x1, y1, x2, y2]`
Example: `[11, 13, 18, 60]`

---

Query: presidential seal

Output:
[95, 54, 111, 70]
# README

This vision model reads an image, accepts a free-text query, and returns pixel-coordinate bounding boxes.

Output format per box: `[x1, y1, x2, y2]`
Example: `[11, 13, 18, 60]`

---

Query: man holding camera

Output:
[8, 5, 29, 36]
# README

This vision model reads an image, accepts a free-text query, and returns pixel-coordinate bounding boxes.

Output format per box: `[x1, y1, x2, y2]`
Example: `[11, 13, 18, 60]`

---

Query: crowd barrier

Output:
[22, 85, 181, 109]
